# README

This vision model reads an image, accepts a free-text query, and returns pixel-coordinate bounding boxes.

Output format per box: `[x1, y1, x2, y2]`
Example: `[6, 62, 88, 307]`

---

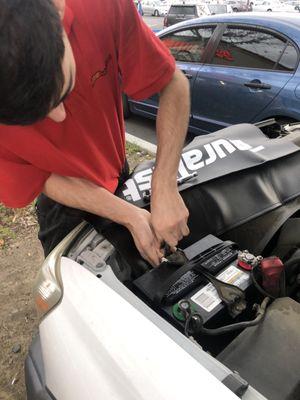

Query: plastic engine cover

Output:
[218, 297, 300, 400]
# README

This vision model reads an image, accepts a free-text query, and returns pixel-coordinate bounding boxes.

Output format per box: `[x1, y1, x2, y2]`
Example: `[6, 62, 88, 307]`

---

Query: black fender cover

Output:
[116, 124, 300, 240]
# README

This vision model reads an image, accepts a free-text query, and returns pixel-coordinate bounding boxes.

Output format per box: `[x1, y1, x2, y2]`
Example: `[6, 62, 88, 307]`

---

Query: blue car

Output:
[124, 13, 300, 135]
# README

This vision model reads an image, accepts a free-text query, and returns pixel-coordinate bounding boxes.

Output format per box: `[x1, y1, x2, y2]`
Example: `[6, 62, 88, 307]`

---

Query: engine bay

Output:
[68, 123, 300, 399]
[130, 229, 300, 400]
[69, 212, 300, 400]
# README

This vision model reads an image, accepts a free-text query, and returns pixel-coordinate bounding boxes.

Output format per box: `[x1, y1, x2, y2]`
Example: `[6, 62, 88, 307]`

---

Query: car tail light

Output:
[33, 223, 85, 319]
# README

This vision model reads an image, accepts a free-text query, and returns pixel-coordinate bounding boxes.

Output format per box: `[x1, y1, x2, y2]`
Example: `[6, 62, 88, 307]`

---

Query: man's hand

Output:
[126, 208, 163, 266]
[151, 184, 189, 250]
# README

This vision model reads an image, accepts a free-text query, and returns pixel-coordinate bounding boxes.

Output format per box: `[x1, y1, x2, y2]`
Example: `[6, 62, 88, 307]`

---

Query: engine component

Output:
[218, 297, 300, 400]
[260, 256, 284, 297]
[250, 256, 286, 300]
[184, 297, 269, 336]
[237, 250, 262, 271]
[198, 270, 246, 318]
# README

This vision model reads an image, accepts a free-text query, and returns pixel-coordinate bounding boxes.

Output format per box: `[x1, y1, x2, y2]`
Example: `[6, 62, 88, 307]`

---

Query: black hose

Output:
[185, 297, 270, 336]
[284, 257, 300, 277]
[251, 266, 276, 299]
[280, 269, 286, 297]
[283, 256, 300, 296]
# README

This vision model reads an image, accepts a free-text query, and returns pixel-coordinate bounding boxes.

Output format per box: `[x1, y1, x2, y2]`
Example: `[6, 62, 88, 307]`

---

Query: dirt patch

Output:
[0, 145, 152, 399]
[0, 224, 44, 400]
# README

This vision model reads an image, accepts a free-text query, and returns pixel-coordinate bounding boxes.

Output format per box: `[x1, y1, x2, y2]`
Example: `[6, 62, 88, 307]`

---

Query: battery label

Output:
[165, 270, 200, 300]
[191, 265, 250, 313]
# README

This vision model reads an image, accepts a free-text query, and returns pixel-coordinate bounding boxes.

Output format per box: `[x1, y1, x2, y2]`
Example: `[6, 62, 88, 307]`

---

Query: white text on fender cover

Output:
[122, 138, 264, 202]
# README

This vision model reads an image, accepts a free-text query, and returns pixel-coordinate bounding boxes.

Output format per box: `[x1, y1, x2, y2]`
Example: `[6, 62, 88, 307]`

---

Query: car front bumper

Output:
[25, 334, 56, 400]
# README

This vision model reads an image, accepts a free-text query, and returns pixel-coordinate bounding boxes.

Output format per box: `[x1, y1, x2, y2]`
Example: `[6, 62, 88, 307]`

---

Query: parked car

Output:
[227, 0, 251, 12]
[25, 121, 300, 400]
[142, 0, 169, 16]
[163, 3, 231, 28]
[124, 13, 300, 135]
[252, 0, 296, 11]
[286, 0, 300, 10]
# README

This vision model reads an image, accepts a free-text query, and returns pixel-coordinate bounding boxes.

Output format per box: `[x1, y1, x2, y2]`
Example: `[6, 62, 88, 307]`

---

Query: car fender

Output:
[40, 257, 238, 400]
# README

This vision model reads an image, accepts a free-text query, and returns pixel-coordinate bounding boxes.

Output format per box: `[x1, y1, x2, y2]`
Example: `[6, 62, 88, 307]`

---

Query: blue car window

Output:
[276, 42, 298, 71]
[161, 27, 215, 63]
[211, 27, 289, 71]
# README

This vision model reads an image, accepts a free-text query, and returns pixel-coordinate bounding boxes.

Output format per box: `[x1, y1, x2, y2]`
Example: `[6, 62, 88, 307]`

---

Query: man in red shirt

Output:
[0, 0, 190, 266]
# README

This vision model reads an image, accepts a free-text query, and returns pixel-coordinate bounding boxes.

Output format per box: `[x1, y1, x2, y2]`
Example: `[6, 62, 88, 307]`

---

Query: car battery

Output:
[133, 235, 253, 330]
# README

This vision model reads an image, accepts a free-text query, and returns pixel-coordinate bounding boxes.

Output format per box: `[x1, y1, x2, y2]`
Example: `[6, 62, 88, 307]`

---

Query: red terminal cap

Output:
[260, 256, 284, 297]
[238, 260, 253, 271]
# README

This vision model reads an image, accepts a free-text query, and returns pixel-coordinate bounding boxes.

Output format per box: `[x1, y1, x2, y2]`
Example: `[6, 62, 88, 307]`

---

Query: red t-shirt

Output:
[0, 0, 175, 208]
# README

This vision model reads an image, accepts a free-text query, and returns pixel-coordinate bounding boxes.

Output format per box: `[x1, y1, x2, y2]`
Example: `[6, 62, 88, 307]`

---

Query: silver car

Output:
[142, 0, 169, 16]
[226, 0, 251, 11]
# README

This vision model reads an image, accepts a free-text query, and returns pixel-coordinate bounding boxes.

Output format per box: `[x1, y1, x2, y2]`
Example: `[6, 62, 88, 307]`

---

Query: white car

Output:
[226, 0, 250, 11]
[252, 0, 297, 11]
[25, 123, 300, 400]
[286, 0, 300, 10]
[142, 0, 169, 16]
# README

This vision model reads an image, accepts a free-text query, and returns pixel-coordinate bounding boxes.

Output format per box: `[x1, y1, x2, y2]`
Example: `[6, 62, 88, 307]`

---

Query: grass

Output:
[126, 142, 153, 169]
[126, 142, 143, 156]
[0, 205, 15, 247]
[0, 203, 36, 248]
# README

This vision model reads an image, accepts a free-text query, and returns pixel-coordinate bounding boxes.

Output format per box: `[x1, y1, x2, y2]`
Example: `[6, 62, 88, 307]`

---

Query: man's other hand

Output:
[151, 185, 189, 250]
[126, 208, 163, 267]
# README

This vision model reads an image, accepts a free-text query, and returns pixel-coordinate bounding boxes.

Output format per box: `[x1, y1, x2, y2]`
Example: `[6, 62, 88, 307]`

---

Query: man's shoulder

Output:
[66, 0, 128, 18]
[65, 0, 137, 41]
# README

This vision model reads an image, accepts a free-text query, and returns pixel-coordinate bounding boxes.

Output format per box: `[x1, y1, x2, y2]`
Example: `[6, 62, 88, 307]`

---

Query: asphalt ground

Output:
[125, 16, 164, 146]
[143, 15, 165, 31]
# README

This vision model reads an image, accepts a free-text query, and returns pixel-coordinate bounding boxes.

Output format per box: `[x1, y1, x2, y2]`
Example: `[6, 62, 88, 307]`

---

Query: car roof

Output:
[161, 13, 300, 42]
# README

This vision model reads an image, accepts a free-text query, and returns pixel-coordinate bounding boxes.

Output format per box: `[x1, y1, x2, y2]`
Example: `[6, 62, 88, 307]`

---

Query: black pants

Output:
[36, 162, 130, 257]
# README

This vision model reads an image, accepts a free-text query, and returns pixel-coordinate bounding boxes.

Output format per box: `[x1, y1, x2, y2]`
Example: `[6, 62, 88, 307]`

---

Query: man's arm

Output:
[43, 174, 163, 265]
[151, 68, 190, 249]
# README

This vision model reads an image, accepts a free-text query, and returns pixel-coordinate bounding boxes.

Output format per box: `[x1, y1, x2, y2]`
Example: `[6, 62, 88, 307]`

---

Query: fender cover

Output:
[118, 123, 300, 206]
[91, 124, 300, 268]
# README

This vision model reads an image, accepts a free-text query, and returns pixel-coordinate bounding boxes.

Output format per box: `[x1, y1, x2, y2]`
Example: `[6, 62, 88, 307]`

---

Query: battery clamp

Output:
[199, 270, 246, 318]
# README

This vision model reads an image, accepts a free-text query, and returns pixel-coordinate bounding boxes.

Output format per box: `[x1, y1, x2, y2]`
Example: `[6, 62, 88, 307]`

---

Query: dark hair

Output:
[0, 0, 65, 125]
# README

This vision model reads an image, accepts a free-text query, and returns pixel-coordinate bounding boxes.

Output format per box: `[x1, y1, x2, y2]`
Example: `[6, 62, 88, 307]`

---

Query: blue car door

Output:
[191, 25, 297, 133]
[129, 25, 217, 119]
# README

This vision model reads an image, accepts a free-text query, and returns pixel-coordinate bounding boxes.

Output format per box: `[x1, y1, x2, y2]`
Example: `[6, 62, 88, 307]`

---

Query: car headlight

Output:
[33, 222, 85, 319]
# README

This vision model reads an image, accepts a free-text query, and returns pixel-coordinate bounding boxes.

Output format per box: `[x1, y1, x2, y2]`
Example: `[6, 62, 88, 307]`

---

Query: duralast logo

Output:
[122, 138, 265, 202]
